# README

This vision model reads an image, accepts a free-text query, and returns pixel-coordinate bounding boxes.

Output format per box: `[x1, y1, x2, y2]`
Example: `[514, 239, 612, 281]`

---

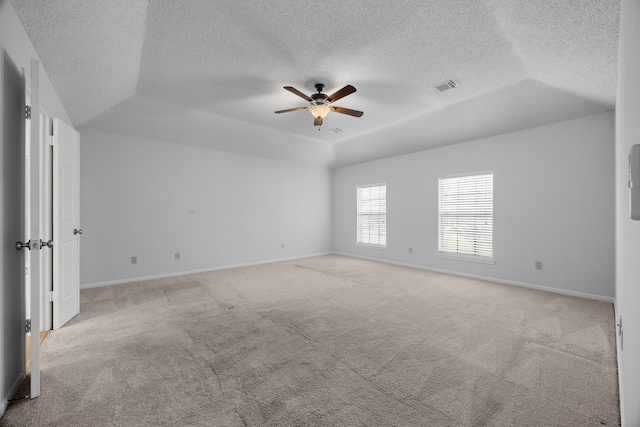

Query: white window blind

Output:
[438, 172, 493, 261]
[357, 184, 387, 247]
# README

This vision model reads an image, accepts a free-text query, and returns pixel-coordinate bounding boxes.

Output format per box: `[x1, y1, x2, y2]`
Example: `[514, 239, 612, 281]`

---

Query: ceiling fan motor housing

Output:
[311, 92, 328, 104]
[311, 84, 328, 104]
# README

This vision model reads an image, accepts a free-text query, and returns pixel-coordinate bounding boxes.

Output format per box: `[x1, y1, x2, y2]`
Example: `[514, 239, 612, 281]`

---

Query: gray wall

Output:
[615, 0, 640, 424]
[79, 129, 333, 286]
[333, 112, 615, 299]
[0, 0, 71, 415]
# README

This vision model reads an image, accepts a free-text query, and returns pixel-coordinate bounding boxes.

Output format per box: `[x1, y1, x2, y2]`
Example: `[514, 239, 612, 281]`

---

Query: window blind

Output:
[438, 173, 493, 260]
[357, 184, 387, 247]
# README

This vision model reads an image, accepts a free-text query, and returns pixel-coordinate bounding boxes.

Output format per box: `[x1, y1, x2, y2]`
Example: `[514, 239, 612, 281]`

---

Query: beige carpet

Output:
[3, 255, 619, 426]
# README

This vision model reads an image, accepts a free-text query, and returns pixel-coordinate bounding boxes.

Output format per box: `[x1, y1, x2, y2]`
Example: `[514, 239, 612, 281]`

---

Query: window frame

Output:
[438, 171, 494, 264]
[356, 183, 387, 249]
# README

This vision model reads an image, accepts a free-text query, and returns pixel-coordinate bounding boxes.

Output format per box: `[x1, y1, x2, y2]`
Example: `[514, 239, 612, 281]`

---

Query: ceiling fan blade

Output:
[274, 107, 307, 114]
[284, 86, 313, 102]
[326, 85, 356, 103]
[314, 117, 323, 126]
[332, 106, 364, 117]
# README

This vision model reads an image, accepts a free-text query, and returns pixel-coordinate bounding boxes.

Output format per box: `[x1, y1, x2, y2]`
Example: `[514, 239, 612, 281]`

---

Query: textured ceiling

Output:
[11, 0, 619, 167]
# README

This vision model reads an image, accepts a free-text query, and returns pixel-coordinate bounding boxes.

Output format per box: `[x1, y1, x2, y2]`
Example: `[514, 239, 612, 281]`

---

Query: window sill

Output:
[438, 252, 495, 265]
[357, 243, 388, 250]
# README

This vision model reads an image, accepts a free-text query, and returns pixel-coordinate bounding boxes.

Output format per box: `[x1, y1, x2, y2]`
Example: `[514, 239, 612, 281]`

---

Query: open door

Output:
[21, 58, 43, 399]
[52, 118, 80, 329]
[17, 60, 79, 400]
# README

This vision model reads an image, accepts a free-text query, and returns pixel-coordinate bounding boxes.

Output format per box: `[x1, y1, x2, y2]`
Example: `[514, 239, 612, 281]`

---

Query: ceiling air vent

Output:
[328, 128, 343, 134]
[432, 79, 458, 93]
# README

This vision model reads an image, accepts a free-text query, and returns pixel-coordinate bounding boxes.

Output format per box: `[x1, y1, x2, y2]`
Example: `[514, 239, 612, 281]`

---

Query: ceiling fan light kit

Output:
[275, 83, 363, 127]
[309, 104, 331, 119]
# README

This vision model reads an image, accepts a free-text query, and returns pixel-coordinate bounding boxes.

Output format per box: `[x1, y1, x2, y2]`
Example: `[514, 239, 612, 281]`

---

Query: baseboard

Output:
[81, 252, 333, 289]
[85, 251, 616, 303]
[333, 252, 615, 303]
[1, 371, 26, 418]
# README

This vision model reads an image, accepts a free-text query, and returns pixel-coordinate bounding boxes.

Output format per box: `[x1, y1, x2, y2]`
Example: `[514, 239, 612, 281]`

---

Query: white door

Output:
[25, 58, 43, 398]
[52, 118, 80, 329]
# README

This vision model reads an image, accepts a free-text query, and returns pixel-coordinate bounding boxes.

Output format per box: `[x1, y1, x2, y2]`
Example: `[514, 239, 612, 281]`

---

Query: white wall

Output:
[615, 0, 640, 425]
[333, 112, 615, 299]
[79, 129, 333, 286]
[0, 0, 72, 415]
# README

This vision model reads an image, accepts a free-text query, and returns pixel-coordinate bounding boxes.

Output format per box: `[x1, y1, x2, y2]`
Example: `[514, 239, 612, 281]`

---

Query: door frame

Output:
[41, 113, 53, 332]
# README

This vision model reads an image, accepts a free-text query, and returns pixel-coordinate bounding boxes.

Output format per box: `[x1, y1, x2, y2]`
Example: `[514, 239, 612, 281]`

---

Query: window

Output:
[357, 184, 386, 247]
[438, 172, 493, 262]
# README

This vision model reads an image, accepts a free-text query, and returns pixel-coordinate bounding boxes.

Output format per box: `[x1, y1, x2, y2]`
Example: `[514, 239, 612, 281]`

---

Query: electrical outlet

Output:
[535, 261, 542, 270]
[175, 252, 180, 260]
[131, 256, 137, 265]
[409, 247, 413, 253]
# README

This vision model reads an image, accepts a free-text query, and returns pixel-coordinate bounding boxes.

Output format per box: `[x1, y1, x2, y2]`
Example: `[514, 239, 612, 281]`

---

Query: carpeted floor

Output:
[2, 255, 619, 426]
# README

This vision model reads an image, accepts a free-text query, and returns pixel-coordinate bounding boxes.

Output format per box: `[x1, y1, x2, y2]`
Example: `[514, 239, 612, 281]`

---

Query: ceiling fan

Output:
[275, 83, 364, 127]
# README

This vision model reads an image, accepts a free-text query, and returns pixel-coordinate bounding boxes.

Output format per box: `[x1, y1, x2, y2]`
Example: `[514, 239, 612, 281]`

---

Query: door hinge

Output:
[25, 318, 31, 333]
[617, 315, 623, 351]
[47, 291, 56, 302]
[25, 105, 31, 120]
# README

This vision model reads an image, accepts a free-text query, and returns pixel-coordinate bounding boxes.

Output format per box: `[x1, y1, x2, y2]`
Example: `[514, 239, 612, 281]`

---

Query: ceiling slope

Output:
[333, 78, 611, 167]
[11, 0, 619, 167]
[81, 93, 334, 167]
[11, 0, 148, 124]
